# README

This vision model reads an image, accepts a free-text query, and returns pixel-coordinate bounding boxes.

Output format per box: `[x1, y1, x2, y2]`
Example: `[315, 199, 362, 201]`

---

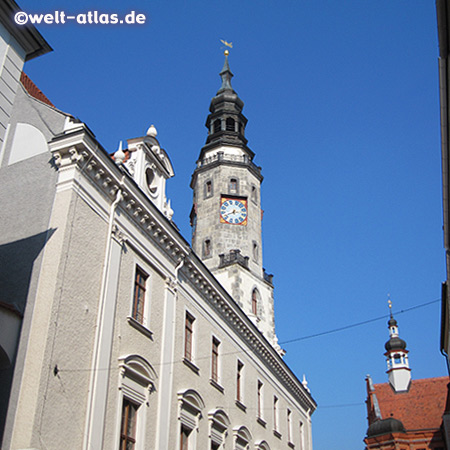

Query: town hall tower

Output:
[190, 52, 282, 353]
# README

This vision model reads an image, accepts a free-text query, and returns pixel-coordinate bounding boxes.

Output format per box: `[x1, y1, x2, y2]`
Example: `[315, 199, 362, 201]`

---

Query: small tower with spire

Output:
[384, 299, 411, 392]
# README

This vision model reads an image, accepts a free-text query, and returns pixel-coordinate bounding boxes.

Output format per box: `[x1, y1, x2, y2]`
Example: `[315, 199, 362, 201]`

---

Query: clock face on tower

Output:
[220, 197, 248, 225]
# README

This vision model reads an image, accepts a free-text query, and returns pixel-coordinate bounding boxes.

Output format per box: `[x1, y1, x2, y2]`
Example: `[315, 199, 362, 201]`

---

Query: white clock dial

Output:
[220, 199, 247, 224]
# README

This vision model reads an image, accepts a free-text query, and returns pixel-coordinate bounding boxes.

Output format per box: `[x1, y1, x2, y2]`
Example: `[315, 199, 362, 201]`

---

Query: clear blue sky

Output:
[18, 1, 444, 448]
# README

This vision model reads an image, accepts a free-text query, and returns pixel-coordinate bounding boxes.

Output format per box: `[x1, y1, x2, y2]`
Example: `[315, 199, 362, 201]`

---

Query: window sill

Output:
[273, 430, 282, 439]
[183, 357, 200, 375]
[257, 417, 267, 428]
[288, 442, 295, 449]
[127, 316, 153, 339]
[235, 400, 247, 412]
[210, 379, 224, 393]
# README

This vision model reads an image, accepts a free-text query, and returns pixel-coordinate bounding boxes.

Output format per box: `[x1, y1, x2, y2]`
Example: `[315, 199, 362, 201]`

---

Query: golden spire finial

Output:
[387, 294, 393, 314]
[220, 39, 233, 56]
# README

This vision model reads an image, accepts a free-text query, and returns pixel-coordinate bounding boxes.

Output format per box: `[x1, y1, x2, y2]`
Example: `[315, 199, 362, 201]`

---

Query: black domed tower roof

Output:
[199, 52, 253, 161]
[367, 418, 406, 438]
[385, 336, 407, 352]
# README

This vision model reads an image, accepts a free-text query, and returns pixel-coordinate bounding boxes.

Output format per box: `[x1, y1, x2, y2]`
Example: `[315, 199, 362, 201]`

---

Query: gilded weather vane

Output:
[220, 39, 233, 55]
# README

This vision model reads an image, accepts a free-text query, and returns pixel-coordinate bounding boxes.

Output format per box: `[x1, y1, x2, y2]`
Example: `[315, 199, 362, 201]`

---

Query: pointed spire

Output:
[217, 50, 234, 94]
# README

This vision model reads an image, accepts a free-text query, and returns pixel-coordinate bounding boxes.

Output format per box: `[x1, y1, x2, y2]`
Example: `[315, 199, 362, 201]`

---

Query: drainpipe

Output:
[83, 180, 123, 450]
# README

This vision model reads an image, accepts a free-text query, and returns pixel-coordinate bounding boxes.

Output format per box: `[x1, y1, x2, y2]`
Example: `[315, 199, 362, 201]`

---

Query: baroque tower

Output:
[384, 301, 411, 392]
[190, 51, 281, 353]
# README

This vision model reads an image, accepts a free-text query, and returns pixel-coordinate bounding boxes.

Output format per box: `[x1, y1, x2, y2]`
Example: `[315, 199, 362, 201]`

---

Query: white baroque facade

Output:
[0, 2, 316, 449]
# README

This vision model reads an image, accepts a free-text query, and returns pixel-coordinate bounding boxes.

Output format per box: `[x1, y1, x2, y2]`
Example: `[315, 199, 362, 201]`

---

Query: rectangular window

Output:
[299, 421, 304, 450]
[236, 360, 244, 402]
[257, 380, 263, 418]
[120, 398, 138, 450]
[184, 312, 195, 361]
[229, 178, 237, 193]
[287, 409, 292, 443]
[180, 425, 190, 450]
[273, 396, 278, 431]
[132, 266, 148, 324]
[211, 337, 220, 382]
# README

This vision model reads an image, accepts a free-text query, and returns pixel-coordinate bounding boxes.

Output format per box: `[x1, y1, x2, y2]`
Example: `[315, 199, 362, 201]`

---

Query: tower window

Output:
[213, 119, 221, 134]
[226, 117, 235, 131]
[229, 178, 238, 194]
[203, 239, 212, 258]
[251, 185, 258, 204]
[252, 288, 259, 317]
[252, 242, 259, 262]
[204, 180, 213, 198]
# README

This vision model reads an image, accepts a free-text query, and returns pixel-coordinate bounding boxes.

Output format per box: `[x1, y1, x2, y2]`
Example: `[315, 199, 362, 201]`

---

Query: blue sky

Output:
[18, 1, 444, 448]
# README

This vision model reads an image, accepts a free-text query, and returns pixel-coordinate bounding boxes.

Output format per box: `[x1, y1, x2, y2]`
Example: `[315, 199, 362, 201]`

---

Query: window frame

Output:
[257, 380, 263, 419]
[236, 360, 244, 405]
[132, 266, 148, 325]
[115, 355, 156, 450]
[177, 389, 204, 450]
[204, 179, 213, 199]
[120, 398, 138, 450]
[273, 396, 279, 432]
[184, 312, 195, 362]
[211, 336, 220, 383]
[229, 177, 239, 195]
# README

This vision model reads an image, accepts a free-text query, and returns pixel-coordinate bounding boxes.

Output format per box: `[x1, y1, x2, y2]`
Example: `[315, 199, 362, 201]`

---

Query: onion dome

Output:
[385, 336, 407, 352]
[367, 418, 406, 438]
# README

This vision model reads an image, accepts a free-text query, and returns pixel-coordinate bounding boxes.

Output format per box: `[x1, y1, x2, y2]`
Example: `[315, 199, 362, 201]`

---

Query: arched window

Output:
[213, 119, 221, 134]
[226, 117, 235, 131]
[233, 426, 252, 450]
[178, 389, 204, 450]
[145, 167, 158, 195]
[256, 440, 271, 450]
[209, 409, 230, 450]
[117, 355, 156, 450]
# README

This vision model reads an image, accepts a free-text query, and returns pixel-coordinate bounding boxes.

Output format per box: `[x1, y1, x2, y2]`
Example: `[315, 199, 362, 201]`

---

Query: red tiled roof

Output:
[372, 377, 449, 431]
[20, 72, 54, 107]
